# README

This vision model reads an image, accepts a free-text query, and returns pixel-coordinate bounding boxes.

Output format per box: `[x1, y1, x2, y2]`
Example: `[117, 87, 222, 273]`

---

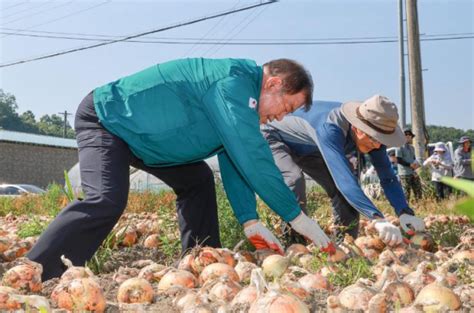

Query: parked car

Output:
[0, 184, 46, 196]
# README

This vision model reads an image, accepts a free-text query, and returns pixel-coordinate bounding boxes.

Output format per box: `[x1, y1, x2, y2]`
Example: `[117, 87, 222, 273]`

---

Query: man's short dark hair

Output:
[263, 59, 314, 111]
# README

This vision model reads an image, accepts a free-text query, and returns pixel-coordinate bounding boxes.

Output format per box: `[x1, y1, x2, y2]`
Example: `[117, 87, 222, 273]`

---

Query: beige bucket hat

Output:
[341, 94, 405, 147]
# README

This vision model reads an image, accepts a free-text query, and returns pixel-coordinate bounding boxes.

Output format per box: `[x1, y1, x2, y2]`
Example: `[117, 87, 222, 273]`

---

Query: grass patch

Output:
[16, 215, 50, 239]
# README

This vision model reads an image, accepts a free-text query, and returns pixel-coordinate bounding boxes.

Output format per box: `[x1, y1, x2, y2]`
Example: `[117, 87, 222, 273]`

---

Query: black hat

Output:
[403, 128, 415, 137]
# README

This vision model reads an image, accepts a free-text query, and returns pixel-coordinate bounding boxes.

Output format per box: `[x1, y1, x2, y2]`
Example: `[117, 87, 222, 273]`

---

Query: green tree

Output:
[20, 110, 40, 133]
[0, 89, 22, 130]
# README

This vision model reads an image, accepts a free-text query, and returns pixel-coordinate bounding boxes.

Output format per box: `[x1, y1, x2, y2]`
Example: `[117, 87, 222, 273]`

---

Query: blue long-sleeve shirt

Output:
[264, 101, 414, 218]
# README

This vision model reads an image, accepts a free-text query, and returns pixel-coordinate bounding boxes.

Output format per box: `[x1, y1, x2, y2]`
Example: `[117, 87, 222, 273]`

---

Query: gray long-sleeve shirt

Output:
[453, 147, 473, 179]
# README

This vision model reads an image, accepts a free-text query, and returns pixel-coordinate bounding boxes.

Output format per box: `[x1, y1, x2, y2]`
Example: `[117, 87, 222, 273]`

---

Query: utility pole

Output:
[398, 0, 406, 128]
[405, 0, 426, 159]
[58, 111, 72, 138]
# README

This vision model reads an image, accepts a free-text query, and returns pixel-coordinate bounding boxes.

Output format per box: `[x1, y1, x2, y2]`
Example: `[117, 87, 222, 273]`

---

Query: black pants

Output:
[27, 92, 220, 281]
[432, 181, 446, 200]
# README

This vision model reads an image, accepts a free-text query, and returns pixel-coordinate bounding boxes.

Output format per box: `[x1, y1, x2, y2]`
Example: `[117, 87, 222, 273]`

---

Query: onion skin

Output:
[286, 244, 310, 256]
[298, 273, 331, 292]
[0, 286, 21, 310]
[231, 286, 258, 307]
[235, 261, 258, 284]
[117, 277, 154, 304]
[138, 263, 169, 283]
[199, 263, 239, 285]
[410, 232, 436, 252]
[338, 281, 376, 311]
[383, 281, 415, 306]
[249, 290, 310, 313]
[451, 249, 474, 262]
[158, 270, 197, 291]
[415, 282, 461, 311]
[143, 234, 160, 248]
[1, 264, 42, 293]
[208, 279, 241, 303]
[51, 278, 106, 313]
[262, 255, 290, 279]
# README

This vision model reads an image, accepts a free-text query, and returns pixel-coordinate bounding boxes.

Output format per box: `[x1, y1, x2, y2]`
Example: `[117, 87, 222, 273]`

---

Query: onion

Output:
[60, 255, 95, 282]
[402, 262, 435, 294]
[51, 277, 106, 312]
[383, 281, 415, 306]
[367, 293, 387, 313]
[298, 273, 330, 292]
[262, 255, 290, 279]
[249, 290, 309, 313]
[158, 269, 197, 291]
[174, 291, 207, 310]
[410, 232, 436, 252]
[1, 262, 42, 293]
[355, 235, 385, 252]
[415, 281, 461, 311]
[115, 226, 138, 247]
[329, 247, 347, 263]
[0, 286, 21, 310]
[452, 249, 474, 262]
[282, 282, 309, 301]
[199, 263, 239, 285]
[0, 237, 11, 253]
[207, 277, 242, 303]
[138, 263, 169, 283]
[286, 244, 310, 255]
[338, 280, 376, 311]
[326, 295, 343, 313]
[231, 286, 258, 307]
[216, 248, 237, 267]
[143, 234, 160, 248]
[297, 254, 313, 269]
[117, 277, 154, 304]
[234, 260, 258, 284]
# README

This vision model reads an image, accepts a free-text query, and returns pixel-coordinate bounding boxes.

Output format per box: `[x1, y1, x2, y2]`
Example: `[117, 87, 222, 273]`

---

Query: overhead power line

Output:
[1, 30, 472, 44]
[3, 26, 473, 41]
[2, 1, 31, 11]
[1, 0, 74, 27]
[0, 0, 277, 68]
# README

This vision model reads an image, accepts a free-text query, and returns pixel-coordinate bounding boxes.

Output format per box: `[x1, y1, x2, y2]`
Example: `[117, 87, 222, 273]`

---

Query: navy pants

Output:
[27, 92, 221, 281]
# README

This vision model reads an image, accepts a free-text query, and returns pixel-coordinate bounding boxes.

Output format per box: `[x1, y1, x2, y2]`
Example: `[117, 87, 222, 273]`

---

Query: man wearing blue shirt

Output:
[27, 58, 333, 281]
[262, 95, 425, 244]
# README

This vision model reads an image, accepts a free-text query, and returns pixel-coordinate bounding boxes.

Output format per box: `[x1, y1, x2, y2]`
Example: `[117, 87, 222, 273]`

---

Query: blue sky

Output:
[1, 0, 473, 130]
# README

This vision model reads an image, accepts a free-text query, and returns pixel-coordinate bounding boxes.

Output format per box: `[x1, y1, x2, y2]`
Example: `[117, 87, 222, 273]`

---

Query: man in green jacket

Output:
[27, 58, 332, 280]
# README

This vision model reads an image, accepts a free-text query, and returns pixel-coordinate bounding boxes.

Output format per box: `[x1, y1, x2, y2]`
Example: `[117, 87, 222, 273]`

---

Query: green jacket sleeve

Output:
[202, 76, 302, 224]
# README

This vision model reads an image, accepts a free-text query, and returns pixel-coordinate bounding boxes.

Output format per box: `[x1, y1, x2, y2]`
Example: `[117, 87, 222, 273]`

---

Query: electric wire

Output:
[2, 1, 30, 11]
[1, 30, 472, 44]
[0, 0, 277, 68]
[2, 0, 55, 20]
[1, 1, 75, 27]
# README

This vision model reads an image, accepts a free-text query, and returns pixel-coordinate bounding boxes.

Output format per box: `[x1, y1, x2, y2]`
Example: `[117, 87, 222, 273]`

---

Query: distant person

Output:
[27, 58, 333, 281]
[262, 95, 425, 244]
[453, 136, 473, 180]
[423, 142, 453, 200]
[395, 128, 422, 201]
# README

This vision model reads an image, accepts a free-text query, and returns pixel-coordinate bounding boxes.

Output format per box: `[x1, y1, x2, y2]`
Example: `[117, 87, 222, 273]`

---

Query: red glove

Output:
[243, 220, 284, 255]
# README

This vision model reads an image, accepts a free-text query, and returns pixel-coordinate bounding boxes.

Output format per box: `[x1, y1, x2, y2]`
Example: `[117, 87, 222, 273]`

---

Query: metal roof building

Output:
[0, 130, 78, 188]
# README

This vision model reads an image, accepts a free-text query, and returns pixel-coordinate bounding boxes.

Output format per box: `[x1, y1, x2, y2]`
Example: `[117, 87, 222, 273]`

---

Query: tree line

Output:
[0, 89, 75, 139]
[0, 88, 472, 143]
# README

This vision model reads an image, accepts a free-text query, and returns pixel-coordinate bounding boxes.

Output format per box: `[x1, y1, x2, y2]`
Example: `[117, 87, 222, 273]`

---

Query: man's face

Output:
[464, 141, 471, 150]
[405, 133, 413, 144]
[352, 126, 382, 153]
[258, 76, 306, 124]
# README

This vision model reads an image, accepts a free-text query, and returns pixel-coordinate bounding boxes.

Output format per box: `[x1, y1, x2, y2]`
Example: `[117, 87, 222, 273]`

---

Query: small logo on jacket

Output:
[248, 97, 258, 110]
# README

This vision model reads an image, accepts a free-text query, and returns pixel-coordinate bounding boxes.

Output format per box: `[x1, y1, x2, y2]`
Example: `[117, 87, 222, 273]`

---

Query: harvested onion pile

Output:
[0, 213, 472, 312]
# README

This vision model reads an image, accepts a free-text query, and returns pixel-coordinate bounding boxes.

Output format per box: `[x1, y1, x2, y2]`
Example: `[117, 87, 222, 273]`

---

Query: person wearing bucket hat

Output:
[261, 94, 424, 246]
[453, 136, 473, 180]
[395, 128, 423, 201]
[423, 142, 453, 200]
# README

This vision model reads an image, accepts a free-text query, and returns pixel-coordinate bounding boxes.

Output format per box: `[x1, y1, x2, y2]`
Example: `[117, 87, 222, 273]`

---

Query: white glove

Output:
[373, 219, 403, 246]
[399, 214, 425, 232]
[244, 220, 285, 254]
[289, 212, 331, 249]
